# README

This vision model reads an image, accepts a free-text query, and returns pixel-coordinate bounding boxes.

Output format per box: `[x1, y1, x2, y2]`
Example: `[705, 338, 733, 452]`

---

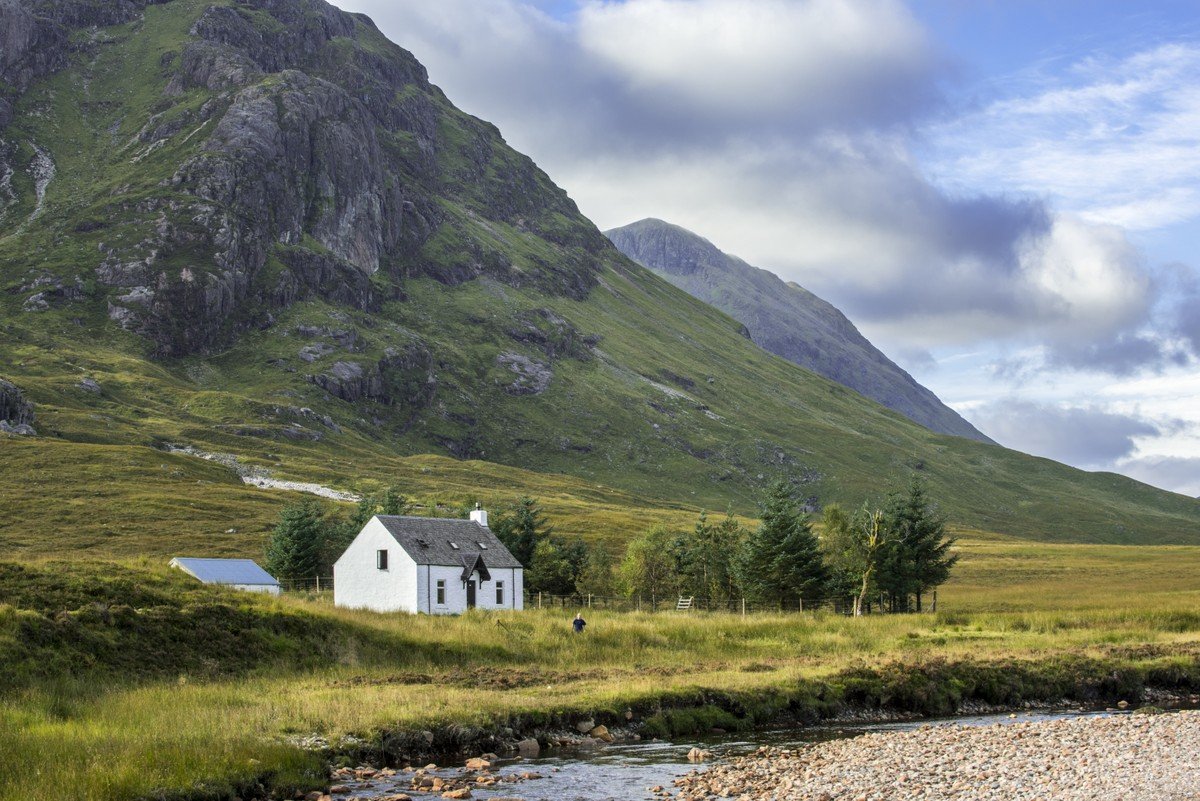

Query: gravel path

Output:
[671, 710, 1200, 801]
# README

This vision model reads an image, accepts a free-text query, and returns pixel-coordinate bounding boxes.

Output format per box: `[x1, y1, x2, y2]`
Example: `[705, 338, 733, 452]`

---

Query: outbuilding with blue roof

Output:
[169, 557, 281, 595]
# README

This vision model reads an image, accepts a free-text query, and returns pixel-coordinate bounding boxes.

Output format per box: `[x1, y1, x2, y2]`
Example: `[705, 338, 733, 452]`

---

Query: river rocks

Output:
[589, 725, 614, 743]
[497, 353, 552, 395]
[575, 719, 596, 734]
[686, 747, 713, 762]
[440, 790, 471, 799]
[673, 710, 1200, 801]
[463, 757, 490, 771]
[516, 738, 540, 757]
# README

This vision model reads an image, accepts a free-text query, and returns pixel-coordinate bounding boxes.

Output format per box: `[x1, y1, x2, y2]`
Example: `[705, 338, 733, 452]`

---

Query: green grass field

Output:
[2, 553, 1199, 801]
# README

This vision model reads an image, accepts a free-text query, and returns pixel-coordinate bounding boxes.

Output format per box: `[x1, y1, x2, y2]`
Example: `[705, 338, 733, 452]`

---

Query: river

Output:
[346, 703, 1197, 801]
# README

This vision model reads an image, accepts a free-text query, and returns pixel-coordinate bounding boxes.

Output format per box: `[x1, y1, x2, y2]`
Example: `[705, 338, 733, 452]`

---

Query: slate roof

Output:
[170, 557, 280, 586]
[374, 515, 523, 569]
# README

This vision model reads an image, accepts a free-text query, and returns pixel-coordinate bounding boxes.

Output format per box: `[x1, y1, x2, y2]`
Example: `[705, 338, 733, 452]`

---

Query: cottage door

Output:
[466, 580, 476, 609]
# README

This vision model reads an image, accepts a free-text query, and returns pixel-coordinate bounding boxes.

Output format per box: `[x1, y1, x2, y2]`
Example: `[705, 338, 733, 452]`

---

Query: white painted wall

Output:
[333, 516, 525, 615]
[232, 584, 280, 595]
[333, 517, 419, 613]
[415, 565, 524, 614]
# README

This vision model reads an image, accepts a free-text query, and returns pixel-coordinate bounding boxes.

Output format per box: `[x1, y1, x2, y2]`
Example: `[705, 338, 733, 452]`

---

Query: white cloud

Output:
[927, 43, 1200, 233]
[577, 0, 938, 127]
[327, 0, 1200, 495]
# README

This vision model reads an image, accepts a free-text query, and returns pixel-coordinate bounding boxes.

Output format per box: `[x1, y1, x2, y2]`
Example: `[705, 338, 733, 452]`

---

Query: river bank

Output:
[671, 709, 1200, 801]
[5, 561, 1200, 801]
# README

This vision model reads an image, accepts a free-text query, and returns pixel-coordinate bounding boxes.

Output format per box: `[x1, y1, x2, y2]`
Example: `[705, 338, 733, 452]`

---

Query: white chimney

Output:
[470, 504, 488, 527]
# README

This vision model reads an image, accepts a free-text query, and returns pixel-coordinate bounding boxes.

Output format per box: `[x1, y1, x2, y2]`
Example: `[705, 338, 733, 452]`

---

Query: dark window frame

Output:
[436, 579, 446, 605]
[376, 549, 388, 570]
[495, 580, 504, 605]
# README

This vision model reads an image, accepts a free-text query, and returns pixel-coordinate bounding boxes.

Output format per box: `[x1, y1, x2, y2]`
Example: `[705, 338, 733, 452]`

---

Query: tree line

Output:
[264, 475, 956, 613]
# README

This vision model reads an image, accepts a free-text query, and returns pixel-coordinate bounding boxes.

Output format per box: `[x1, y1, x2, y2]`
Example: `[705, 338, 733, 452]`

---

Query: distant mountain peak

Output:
[605, 218, 993, 444]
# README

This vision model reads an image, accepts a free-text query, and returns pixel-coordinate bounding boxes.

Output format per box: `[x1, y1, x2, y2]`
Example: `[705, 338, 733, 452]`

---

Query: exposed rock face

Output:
[496, 353, 552, 396]
[0, 377, 35, 434]
[506, 308, 597, 361]
[606, 218, 994, 444]
[307, 343, 435, 411]
[2, 0, 609, 357]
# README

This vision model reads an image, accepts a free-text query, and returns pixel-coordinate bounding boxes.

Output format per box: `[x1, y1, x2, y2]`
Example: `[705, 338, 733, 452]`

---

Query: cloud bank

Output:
[338, 0, 1190, 374]
[331, 0, 1200, 494]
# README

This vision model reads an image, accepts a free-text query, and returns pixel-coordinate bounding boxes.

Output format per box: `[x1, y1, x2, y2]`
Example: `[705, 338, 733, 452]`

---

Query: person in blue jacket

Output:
[572, 612, 587, 633]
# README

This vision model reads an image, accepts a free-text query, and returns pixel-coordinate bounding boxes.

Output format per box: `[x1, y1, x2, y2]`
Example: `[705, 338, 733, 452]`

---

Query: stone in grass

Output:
[0, 420, 36, 435]
[78, 377, 102, 394]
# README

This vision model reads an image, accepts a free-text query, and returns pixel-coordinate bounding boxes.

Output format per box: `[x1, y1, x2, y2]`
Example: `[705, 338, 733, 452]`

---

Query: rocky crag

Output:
[0, 377, 36, 434]
[606, 218, 991, 443]
[1, 0, 1198, 543]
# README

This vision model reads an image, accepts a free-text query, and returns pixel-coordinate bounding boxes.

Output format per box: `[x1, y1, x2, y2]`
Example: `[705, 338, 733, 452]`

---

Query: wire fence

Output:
[523, 592, 937, 615]
[275, 579, 937, 615]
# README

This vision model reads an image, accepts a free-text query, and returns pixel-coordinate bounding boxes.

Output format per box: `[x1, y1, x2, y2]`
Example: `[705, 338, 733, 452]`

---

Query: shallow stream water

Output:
[355, 703, 1197, 801]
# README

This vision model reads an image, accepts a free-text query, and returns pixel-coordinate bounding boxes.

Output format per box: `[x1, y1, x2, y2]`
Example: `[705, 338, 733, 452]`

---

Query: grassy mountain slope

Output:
[606, 218, 991, 443]
[0, 0, 1198, 549]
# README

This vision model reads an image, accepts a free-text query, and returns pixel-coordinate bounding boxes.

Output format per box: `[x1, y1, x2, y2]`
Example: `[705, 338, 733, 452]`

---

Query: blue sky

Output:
[331, 0, 1200, 497]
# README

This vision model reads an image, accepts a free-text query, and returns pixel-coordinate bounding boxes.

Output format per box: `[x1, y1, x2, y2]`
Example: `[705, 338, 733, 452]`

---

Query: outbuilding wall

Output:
[232, 583, 281, 595]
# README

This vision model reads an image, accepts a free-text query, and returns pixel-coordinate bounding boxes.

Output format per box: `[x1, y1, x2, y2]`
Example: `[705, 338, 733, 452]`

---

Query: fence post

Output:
[741, 598, 746, 616]
[932, 590, 937, 613]
[315, 576, 320, 593]
[538, 592, 542, 609]
[799, 598, 803, 613]
[588, 594, 592, 608]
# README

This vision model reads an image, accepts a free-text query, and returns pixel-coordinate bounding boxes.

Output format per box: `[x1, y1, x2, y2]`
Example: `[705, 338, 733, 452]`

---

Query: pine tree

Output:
[885, 476, 956, 611]
[491, 496, 550, 568]
[736, 480, 828, 607]
[265, 499, 325, 582]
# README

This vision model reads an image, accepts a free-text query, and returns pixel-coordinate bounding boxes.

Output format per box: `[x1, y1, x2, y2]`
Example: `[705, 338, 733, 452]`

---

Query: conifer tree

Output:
[491, 496, 550, 568]
[265, 498, 325, 582]
[884, 476, 956, 611]
[736, 480, 828, 607]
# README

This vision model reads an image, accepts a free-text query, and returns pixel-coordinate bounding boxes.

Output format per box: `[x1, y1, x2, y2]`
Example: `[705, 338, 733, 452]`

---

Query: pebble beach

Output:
[670, 710, 1200, 801]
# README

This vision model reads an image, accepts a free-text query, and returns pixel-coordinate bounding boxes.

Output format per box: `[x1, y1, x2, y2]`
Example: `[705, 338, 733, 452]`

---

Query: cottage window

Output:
[436, 579, 446, 605]
[478, 542, 488, 549]
[376, 549, 388, 570]
[495, 581, 504, 605]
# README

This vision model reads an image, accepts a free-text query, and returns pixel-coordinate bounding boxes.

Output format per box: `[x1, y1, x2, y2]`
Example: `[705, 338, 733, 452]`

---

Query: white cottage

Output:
[333, 509, 524, 614]
[169, 557, 281, 595]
